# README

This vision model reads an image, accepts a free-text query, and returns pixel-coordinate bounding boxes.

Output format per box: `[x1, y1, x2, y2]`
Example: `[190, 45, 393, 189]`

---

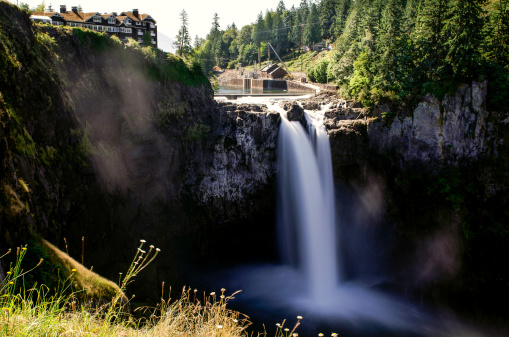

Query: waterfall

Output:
[277, 105, 338, 303]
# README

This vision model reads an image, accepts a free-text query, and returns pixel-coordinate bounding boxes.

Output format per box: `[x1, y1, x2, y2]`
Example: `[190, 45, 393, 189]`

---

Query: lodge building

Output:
[32, 5, 157, 48]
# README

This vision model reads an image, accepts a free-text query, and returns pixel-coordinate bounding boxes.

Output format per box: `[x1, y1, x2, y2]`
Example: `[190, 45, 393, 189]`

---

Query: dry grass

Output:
[0, 240, 304, 337]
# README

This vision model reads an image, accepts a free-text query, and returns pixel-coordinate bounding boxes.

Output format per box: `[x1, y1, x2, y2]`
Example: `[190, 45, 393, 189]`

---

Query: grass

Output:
[0, 240, 307, 337]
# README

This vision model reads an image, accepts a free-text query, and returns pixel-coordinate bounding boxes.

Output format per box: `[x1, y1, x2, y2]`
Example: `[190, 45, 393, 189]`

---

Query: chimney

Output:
[133, 9, 139, 17]
[60, 5, 66, 13]
[71, 6, 78, 14]
[112, 12, 117, 16]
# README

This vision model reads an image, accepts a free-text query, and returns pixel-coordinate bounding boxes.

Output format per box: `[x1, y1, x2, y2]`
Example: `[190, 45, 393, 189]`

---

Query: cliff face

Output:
[318, 83, 509, 312]
[0, 3, 279, 299]
[368, 81, 500, 166]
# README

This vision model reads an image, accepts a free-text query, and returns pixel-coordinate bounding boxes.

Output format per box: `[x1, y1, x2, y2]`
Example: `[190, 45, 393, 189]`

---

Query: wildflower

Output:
[134, 262, 138, 265]
[22, 247, 27, 251]
[297, 315, 303, 320]
[2, 307, 10, 311]
[71, 269, 76, 272]
[276, 323, 281, 327]
[194, 289, 197, 292]
[331, 334, 338, 337]
[221, 288, 225, 292]
[140, 239, 146, 243]
[137, 248, 146, 254]
[6, 271, 11, 275]
[285, 328, 289, 332]
[156, 248, 161, 252]
[293, 334, 298, 337]
[217, 325, 223, 329]
[319, 334, 324, 337]
[210, 292, 215, 296]
[233, 319, 238, 323]
[150, 245, 154, 249]
[9, 282, 13, 285]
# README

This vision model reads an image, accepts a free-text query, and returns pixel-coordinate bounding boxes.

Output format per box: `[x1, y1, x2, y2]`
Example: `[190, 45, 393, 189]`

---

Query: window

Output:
[108, 18, 116, 24]
[143, 22, 146, 26]
[54, 21, 63, 25]
[136, 21, 141, 25]
[150, 23, 155, 28]
[138, 29, 144, 35]
[93, 16, 101, 23]
[120, 27, 132, 33]
[125, 20, 131, 25]
[138, 38, 143, 43]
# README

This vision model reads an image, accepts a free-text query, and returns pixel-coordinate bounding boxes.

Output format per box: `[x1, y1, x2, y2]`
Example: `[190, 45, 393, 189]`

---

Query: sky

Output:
[18, 0, 307, 52]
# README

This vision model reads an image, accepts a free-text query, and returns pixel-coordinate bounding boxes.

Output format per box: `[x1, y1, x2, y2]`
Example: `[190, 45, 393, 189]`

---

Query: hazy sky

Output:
[20, 0, 306, 50]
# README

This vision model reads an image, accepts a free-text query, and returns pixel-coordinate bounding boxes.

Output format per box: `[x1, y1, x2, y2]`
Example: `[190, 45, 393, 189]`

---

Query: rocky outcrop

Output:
[194, 103, 280, 220]
[368, 81, 497, 167]
[0, 3, 280, 300]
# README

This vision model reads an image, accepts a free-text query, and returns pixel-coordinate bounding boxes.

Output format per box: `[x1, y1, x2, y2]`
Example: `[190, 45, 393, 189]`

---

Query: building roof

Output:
[269, 66, 288, 77]
[261, 64, 278, 72]
[32, 9, 156, 25]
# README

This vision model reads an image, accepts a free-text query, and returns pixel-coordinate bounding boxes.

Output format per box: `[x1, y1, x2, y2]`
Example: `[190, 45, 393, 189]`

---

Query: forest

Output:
[179, 0, 508, 109]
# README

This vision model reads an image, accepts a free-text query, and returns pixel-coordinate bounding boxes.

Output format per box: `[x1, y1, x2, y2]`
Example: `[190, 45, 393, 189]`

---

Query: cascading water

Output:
[210, 96, 479, 336]
[277, 105, 338, 303]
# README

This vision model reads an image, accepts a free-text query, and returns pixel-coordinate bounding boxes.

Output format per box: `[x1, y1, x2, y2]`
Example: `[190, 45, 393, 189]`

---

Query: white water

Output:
[210, 96, 484, 336]
[277, 104, 338, 303]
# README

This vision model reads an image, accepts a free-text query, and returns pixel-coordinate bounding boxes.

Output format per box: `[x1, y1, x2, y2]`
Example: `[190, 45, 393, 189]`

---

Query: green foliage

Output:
[174, 9, 192, 57]
[72, 28, 111, 52]
[443, 0, 486, 81]
[303, 3, 322, 47]
[306, 57, 329, 83]
[485, 63, 509, 111]
[187, 123, 211, 141]
[142, 31, 152, 47]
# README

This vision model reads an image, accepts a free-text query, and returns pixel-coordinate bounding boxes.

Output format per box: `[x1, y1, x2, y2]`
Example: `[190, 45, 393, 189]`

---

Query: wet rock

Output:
[280, 102, 305, 121]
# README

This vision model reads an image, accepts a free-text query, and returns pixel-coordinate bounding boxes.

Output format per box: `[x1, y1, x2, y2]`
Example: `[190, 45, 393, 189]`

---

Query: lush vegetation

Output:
[185, 0, 508, 109]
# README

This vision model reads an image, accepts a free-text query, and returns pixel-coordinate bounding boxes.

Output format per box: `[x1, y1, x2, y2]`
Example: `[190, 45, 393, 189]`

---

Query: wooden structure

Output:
[32, 5, 157, 47]
[260, 63, 288, 79]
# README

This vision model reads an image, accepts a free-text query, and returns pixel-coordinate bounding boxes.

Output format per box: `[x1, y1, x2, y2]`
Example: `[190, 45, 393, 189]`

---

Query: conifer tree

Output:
[174, 9, 192, 57]
[319, 0, 337, 40]
[303, 3, 321, 48]
[484, 0, 509, 65]
[331, 0, 353, 39]
[252, 12, 266, 63]
[374, 0, 404, 89]
[291, 11, 305, 50]
[299, 0, 310, 22]
[443, 0, 486, 80]
[412, 0, 450, 81]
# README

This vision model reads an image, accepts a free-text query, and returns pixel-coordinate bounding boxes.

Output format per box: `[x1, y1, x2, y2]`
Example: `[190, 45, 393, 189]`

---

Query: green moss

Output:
[187, 123, 210, 141]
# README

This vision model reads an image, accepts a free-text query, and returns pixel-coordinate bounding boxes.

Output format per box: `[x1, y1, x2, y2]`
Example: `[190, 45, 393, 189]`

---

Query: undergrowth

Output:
[0, 240, 307, 337]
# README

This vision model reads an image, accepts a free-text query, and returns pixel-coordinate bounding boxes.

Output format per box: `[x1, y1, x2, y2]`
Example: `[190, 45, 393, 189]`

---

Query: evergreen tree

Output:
[484, 0, 509, 65]
[412, 0, 450, 81]
[174, 9, 192, 57]
[443, 0, 486, 80]
[276, 0, 286, 15]
[332, 0, 353, 40]
[402, 0, 423, 35]
[303, 3, 321, 47]
[273, 12, 289, 54]
[374, 0, 404, 90]
[252, 12, 266, 62]
[194, 35, 205, 49]
[319, 0, 337, 40]
[291, 11, 305, 49]
[299, 0, 310, 22]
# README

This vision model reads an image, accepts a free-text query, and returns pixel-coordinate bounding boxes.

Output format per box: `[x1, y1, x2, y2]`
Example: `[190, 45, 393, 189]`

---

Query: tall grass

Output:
[0, 240, 306, 337]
